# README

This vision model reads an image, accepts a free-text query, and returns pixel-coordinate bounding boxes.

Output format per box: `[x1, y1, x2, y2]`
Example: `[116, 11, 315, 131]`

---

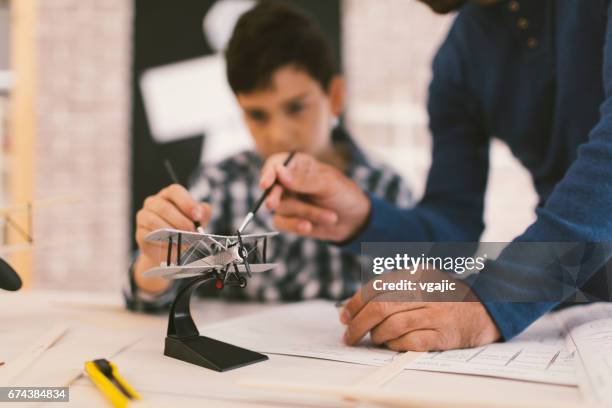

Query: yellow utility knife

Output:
[85, 359, 141, 408]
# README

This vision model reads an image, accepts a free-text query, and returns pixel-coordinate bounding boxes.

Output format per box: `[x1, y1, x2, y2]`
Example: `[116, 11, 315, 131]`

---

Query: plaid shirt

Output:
[125, 128, 413, 313]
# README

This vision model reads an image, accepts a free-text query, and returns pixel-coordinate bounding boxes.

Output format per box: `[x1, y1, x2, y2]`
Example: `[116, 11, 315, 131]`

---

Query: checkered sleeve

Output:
[375, 165, 413, 209]
[354, 159, 413, 209]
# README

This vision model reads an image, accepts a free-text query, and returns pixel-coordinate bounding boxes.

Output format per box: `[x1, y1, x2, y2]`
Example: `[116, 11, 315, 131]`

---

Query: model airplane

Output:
[150, 154, 291, 372]
[143, 228, 278, 289]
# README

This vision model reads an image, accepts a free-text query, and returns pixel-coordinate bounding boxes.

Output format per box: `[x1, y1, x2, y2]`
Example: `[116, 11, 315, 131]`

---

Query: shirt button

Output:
[508, 1, 520, 12]
[527, 37, 538, 49]
[517, 17, 529, 30]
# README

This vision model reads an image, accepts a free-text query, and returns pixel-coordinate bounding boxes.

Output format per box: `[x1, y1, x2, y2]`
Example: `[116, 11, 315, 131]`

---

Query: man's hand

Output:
[260, 152, 371, 242]
[340, 272, 501, 351]
[133, 184, 211, 293]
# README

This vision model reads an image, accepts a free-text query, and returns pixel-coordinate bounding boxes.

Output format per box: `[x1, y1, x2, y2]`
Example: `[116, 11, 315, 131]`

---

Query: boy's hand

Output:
[133, 184, 211, 293]
[136, 184, 211, 261]
[260, 152, 371, 242]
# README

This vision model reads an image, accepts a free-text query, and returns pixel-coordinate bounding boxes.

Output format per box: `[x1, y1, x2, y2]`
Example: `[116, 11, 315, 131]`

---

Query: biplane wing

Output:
[143, 264, 224, 278]
[143, 263, 276, 280]
[236, 263, 276, 273]
[144, 228, 279, 244]
[168, 263, 277, 280]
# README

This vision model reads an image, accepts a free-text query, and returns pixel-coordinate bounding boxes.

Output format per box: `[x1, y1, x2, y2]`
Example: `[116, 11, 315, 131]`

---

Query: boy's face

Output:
[236, 66, 343, 159]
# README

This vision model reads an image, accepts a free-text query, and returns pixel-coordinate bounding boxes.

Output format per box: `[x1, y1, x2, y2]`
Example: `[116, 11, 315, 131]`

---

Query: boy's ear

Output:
[328, 75, 345, 118]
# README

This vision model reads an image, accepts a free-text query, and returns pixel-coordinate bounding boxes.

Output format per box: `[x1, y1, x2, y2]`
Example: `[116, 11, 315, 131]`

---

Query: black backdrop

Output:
[131, 0, 341, 249]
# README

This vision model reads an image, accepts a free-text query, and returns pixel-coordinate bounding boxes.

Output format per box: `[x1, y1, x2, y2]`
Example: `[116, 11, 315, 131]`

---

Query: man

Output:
[260, 0, 612, 351]
[126, 1, 412, 312]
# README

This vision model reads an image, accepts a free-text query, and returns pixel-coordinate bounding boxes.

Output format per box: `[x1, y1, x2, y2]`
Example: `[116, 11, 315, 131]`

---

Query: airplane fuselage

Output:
[187, 245, 242, 270]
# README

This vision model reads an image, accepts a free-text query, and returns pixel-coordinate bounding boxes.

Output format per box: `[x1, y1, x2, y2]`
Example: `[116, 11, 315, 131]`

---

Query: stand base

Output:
[165, 335, 269, 372]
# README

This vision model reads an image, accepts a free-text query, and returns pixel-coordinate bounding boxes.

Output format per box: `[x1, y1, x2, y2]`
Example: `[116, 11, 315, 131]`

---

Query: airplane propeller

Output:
[236, 231, 252, 278]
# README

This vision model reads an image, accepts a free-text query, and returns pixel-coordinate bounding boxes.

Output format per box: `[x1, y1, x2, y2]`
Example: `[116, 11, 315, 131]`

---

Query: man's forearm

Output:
[341, 193, 484, 254]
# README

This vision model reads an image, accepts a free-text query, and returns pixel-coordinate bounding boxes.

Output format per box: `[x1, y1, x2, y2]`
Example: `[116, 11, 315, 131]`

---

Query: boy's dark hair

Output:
[225, 0, 337, 95]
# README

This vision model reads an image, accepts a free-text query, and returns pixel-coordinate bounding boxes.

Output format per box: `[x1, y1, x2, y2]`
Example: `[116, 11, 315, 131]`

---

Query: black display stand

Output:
[164, 274, 268, 372]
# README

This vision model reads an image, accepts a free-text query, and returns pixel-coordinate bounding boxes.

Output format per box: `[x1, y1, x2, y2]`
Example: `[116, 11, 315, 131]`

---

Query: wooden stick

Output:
[239, 379, 593, 408]
[355, 351, 421, 388]
[0, 195, 81, 217]
[0, 325, 68, 386]
[0, 239, 65, 256]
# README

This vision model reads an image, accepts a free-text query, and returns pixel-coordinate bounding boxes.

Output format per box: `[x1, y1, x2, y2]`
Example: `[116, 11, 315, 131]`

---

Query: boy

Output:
[125, 0, 412, 312]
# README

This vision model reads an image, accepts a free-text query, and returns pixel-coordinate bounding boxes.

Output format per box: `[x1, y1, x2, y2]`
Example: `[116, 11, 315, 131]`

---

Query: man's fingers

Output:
[260, 152, 334, 195]
[342, 291, 364, 324]
[344, 301, 426, 346]
[275, 163, 293, 187]
[276, 197, 338, 225]
[272, 214, 347, 241]
[370, 309, 432, 345]
[272, 215, 314, 236]
[143, 195, 195, 232]
[259, 152, 296, 190]
[260, 163, 276, 190]
[385, 329, 443, 352]
[265, 185, 284, 210]
[159, 184, 202, 221]
[342, 287, 407, 324]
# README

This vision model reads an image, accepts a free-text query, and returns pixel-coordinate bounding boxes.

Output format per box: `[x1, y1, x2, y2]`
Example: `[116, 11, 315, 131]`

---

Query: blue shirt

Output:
[344, 0, 612, 340]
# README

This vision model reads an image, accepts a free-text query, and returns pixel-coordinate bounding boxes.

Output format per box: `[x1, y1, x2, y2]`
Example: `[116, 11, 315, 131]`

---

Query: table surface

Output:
[0, 290, 585, 408]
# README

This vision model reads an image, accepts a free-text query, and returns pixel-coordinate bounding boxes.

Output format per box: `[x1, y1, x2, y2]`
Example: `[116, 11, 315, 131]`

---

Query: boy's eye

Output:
[286, 102, 305, 115]
[247, 110, 268, 123]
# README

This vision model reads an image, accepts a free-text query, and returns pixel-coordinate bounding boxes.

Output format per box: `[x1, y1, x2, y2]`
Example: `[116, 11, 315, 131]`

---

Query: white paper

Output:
[203, 301, 612, 386]
[206, 301, 399, 367]
[406, 341, 576, 385]
[567, 317, 612, 404]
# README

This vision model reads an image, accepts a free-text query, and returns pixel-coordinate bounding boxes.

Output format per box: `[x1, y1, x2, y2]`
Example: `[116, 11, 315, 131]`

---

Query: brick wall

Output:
[33, 0, 131, 290]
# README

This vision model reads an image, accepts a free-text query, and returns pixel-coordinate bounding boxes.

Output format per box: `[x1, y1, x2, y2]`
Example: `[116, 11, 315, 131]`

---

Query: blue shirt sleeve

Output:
[343, 4, 612, 340]
[469, 2, 612, 339]
[343, 18, 490, 254]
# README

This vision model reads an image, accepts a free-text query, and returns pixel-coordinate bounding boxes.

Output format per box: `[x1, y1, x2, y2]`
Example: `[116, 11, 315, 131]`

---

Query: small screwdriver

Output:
[237, 151, 296, 233]
[164, 159, 205, 233]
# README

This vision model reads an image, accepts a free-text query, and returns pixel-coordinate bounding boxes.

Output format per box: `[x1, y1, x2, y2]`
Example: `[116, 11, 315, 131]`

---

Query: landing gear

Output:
[214, 269, 224, 290]
[229, 262, 248, 288]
